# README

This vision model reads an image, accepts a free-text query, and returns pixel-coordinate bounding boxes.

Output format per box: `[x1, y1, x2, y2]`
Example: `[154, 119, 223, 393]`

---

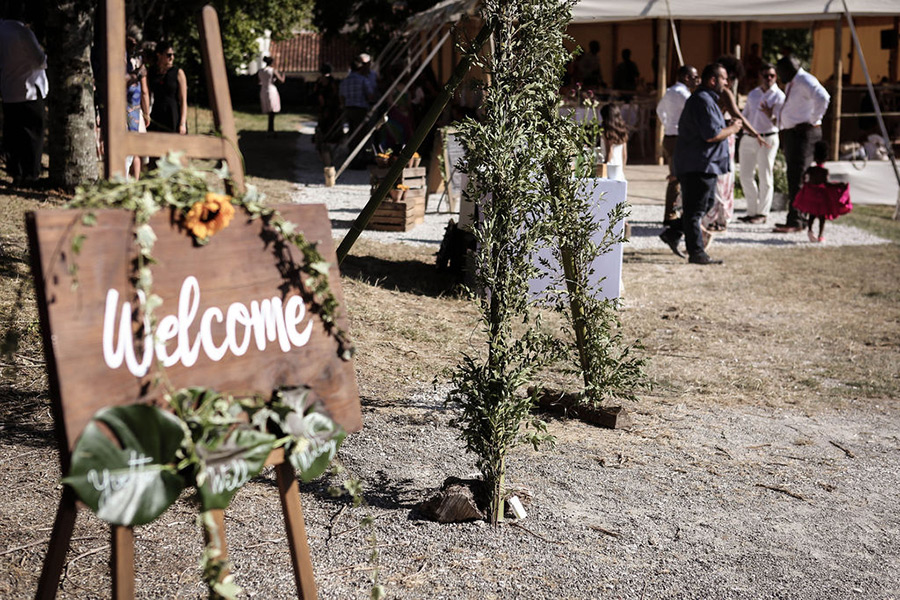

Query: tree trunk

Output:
[47, 0, 99, 190]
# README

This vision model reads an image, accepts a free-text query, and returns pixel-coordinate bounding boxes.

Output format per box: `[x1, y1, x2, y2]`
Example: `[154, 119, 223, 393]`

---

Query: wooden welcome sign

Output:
[28, 205, 362, 458]
[27, 2, 360, 599]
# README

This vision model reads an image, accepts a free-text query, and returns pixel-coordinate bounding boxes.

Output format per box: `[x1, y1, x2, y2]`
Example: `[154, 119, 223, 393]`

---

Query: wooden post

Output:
[655, 19, 668, 165]
[891, 17, 899, 84]
[111, 526, 135, 600]
[33, 488, 78, 600]
[276, 460, 318, 600]
[336, 24, 492, 264]
[832, 17, 843, 161]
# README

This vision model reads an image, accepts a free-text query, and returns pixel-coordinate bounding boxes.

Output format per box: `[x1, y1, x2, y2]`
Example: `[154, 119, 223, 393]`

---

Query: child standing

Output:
[792, 141, 852, 243]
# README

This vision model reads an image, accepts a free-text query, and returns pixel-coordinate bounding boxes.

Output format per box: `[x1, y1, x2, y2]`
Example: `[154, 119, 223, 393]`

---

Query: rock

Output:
[418, 477, 485, 523]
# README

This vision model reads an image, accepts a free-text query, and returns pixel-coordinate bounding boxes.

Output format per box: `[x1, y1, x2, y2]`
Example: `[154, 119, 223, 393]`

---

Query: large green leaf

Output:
[195, 427, 276, 511]
[63, 405, 186, 526]
[286, 412, 346, 482]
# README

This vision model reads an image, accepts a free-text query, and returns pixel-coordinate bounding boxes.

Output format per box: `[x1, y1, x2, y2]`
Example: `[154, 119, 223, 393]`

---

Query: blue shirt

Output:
[673, 86, 730, 176]
[339, 71, 374, 109]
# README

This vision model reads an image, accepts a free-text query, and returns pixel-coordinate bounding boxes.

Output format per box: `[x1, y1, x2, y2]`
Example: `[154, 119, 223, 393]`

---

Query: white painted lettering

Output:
[154, 315, 180, 367]
[101, 277, 315, 376]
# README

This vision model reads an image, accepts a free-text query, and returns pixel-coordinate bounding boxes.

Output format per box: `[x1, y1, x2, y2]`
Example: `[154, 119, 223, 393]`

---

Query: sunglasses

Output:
[763, 72, 776, 78]
[165, 52, 175, 57]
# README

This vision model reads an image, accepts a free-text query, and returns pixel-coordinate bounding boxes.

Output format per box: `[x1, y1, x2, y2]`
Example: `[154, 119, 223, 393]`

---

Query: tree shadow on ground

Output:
[0, 387, 55, 448]
[339, 254, 461, 298]
[239, 130, 302, 182]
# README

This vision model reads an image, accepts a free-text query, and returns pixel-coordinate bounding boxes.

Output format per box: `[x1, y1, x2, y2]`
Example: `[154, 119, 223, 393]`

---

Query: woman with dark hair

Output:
[600, 103, 629, 181]
[147, 41, 187, 135]
[258, 56, 285, 134]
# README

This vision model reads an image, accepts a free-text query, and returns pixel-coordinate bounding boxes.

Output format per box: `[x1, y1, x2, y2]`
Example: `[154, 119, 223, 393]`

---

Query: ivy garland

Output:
[68, 153, 353, 360]
[61, 154, 364, 598]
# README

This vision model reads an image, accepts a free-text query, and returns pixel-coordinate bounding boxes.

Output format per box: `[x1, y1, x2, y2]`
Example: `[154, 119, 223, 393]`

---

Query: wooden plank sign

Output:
[27, 204, 362, 470]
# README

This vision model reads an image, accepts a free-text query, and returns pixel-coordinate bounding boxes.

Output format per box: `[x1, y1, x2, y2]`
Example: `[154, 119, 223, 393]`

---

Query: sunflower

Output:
[183, 193, 235, 241]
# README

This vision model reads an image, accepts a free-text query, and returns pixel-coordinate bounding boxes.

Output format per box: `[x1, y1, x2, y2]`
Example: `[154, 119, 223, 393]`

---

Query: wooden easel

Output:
[103, 1, 244, 191]
[30, 3, 359, 598]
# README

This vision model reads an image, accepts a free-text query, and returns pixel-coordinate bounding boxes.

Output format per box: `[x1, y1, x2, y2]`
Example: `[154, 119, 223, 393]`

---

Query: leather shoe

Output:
[773, 224, 802, 233]
[659, 230, 685, 258]
[688, 253, 723, 265]
[747, 215, 767, 224]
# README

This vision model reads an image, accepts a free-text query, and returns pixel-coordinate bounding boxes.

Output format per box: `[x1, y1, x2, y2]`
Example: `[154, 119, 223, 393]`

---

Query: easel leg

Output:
[110, 525, 134, 600]
[35, 487, 77, 600]
[275, 461, 318, 600]
[201, 509, 230, 582]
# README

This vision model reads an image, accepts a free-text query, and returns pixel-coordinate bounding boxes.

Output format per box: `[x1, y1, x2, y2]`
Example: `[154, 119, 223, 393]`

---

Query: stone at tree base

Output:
[532, 388, 631, 429]
[418, 477, 485, 523]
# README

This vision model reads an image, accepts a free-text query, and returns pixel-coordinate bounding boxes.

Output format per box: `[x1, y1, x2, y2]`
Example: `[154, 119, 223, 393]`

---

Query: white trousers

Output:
[738, 133, 780, 216]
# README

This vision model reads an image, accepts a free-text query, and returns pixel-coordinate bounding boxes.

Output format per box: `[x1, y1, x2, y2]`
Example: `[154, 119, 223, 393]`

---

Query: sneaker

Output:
[688, 253, 723, 265]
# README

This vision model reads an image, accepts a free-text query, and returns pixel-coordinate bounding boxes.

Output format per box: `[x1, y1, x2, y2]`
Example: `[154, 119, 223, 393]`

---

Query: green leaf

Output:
[71, 234, 86, 255]
[135, 223, 157, 249]
[195, 427, 276, 511]
[62, 405, 186, 526]
[286, 412, 346, 482]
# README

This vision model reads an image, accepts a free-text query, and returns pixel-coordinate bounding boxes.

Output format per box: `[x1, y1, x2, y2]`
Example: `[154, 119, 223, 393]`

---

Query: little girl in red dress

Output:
[793, 141, 852, 243]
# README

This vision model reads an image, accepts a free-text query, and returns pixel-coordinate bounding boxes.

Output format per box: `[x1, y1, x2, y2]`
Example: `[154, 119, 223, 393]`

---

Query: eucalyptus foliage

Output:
[541, 65, 649, 408]
[541, 115, 649, 408]
[449, 0, 576, 525]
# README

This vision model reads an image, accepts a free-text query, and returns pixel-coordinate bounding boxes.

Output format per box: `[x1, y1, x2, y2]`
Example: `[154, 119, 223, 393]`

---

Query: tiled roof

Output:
[270, 32, 357, 75]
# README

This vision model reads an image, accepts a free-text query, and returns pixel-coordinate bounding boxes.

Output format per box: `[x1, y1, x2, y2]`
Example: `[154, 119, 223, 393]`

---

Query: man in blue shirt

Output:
[339, 55, 376, 169]
[659, 63, 743, 265]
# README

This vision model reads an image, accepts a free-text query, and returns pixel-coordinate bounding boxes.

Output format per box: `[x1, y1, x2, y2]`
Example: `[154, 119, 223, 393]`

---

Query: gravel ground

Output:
[289, 132, 890, 251]
[281, 134, 900, 599]
[265, 387, 900, 600]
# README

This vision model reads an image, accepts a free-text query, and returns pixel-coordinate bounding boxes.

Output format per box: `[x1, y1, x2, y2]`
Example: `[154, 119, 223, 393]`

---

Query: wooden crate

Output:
[366, 194, 426, 232]
[369, 166, 427, 193]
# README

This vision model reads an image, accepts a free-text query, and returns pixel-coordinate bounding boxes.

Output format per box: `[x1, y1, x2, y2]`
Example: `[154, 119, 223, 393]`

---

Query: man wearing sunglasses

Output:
[737, 63, 785, 224]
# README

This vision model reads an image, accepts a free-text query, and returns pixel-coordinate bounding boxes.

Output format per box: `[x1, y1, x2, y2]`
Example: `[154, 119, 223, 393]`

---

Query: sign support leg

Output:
[34, 488, 78, 600]
[276, 461, 318, 599]
[111, 525, 135, 600]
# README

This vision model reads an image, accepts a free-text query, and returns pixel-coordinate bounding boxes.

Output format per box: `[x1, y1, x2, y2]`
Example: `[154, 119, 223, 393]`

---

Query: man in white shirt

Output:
[737, 63, 785, 224]
[656, 65, 699, 225]
[771, 56, 830, 232]
[0, 15, 48, 185]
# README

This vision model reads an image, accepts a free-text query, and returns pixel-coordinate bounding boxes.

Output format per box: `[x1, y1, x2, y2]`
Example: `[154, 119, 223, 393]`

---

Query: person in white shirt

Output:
[0, 15, 48, 185]
[770, 56, 830, 232]
[737, 63, 785, 224]
[655, 65, 699, 225]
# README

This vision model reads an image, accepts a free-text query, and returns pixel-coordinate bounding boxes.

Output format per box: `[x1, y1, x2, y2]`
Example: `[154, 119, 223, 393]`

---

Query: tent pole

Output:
[665, 0, 684, 68]
[655, 19, 668, 165]
[831, 17, 843, 162]
[336, 23, 492, 263]
[841, 0, 900, 219]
